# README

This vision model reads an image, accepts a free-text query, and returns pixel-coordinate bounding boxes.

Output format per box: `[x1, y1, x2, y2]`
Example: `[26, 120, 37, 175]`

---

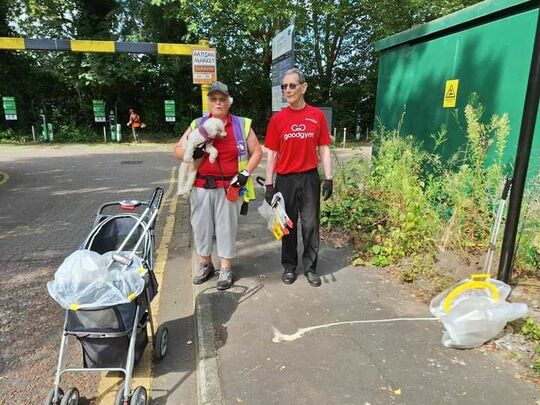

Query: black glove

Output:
[265, 184, 276, 205]
[192, 143, 206, 159]
[322, 179, 333, 200]
[236, 169, 250, 187]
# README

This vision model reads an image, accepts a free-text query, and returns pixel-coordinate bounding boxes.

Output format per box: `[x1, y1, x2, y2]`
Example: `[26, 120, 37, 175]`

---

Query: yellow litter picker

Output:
[269, 192, 294, 240]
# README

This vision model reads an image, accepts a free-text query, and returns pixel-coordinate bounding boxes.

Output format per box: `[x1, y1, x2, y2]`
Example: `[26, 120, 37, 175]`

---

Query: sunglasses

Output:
[209, 96, 228, 103]
[280, 83, 302, 90]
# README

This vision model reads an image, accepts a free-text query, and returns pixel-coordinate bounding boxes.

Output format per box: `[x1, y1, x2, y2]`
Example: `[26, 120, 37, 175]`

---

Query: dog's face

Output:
[203, 117, 227, 139]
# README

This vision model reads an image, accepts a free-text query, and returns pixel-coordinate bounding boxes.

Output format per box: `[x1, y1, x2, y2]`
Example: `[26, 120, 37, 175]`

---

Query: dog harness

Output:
[196, 124, 211, 143]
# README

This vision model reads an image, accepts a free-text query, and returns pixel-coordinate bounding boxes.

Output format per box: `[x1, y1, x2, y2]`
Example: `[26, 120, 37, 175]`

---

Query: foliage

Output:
[322, 96, 516, 268]
[435, 93, 510, 252]
[1, 0, 482, 141]
[53, 124, 103, 143]
[0, 128, 32, 143]
[322, 128, 439, 266]
[514, 175, 540, 277]
[521, 318, 540, 342]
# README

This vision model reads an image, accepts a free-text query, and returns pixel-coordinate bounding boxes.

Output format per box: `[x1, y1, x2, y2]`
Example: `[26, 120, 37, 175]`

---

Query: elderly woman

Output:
[173, 82, 262, 290]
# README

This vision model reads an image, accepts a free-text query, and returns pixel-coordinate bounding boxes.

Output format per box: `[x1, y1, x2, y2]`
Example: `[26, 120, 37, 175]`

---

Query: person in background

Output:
[264, 68, 333, 288]
[127, 108, 142, 143]
[173, 82, 262, 290]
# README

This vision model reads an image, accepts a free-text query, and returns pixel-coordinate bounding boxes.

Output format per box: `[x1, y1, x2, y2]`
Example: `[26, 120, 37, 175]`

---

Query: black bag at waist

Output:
[196, 174, 235, 189]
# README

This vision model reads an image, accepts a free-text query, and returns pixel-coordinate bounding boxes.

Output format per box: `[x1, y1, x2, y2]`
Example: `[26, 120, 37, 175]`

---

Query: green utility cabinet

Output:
[374, 0, 540, 179]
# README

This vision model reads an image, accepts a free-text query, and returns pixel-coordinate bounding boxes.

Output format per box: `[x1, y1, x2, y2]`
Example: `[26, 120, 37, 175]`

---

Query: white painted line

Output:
[272, 317, 439, 343]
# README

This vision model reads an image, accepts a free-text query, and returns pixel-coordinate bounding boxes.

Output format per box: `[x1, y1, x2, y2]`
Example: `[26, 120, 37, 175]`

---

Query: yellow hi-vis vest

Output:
[191, 115, 256, 202]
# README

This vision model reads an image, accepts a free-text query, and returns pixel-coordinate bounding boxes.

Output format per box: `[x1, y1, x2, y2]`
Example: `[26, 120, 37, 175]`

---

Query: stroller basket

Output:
[83, 214, 152, 266]
[66, 270, 158, 368]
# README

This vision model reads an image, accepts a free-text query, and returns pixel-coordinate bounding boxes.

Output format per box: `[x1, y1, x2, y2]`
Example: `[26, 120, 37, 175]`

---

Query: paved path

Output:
[188, 153, 539, 405]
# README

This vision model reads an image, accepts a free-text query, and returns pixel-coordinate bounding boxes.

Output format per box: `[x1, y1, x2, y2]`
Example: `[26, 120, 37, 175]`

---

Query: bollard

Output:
[342, 128, 347, 148]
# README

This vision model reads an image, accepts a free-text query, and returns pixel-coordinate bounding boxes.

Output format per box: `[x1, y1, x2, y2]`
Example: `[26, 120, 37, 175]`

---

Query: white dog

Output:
[177, 117, 227, 196]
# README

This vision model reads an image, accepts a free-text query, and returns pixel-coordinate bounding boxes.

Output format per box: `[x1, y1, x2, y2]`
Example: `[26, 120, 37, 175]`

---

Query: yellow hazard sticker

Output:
[443, 79, 459, 108]
[70, 303, 79, 311]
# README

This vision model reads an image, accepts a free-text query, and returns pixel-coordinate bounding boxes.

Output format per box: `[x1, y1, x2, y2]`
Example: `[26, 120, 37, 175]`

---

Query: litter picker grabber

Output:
[483, 177, 512, 275]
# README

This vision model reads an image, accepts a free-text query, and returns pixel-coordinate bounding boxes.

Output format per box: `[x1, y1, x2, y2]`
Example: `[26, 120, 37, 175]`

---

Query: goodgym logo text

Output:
[283, 123, 314, 141]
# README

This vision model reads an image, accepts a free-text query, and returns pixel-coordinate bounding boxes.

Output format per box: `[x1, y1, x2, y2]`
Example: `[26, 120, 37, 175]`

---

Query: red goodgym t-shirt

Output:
[265, 104, 331, 174]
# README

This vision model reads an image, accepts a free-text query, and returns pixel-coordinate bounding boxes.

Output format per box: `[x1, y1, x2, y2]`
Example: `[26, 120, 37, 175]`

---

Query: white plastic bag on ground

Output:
[47, 249, 146, 310]
[430, 275, 528, 349]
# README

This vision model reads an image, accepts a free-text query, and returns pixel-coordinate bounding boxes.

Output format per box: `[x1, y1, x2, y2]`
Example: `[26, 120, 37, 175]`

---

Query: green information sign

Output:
[2, 96, 17, 120]
[92, 100, 106, 123]
[164, 100, 176, 122]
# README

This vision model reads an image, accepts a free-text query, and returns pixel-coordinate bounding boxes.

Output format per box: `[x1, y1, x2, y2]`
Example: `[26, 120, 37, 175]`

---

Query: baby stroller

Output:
[45, 187, 168, 405]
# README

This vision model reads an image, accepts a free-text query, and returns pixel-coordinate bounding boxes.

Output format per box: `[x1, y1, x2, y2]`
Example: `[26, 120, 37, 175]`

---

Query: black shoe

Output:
[305, 272, 321, 287]
[282, 269, 296, 284]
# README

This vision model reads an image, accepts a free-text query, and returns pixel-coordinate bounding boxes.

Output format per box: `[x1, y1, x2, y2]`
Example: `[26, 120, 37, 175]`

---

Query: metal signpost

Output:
[271, 24, 295, 112]
[192, 46, 217, 114]
[164, 100, 176, 122]
[2, 96, 17, 120]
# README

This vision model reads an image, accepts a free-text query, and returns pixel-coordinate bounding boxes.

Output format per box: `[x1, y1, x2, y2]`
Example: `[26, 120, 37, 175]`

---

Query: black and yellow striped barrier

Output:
[0, 37, 207, 55]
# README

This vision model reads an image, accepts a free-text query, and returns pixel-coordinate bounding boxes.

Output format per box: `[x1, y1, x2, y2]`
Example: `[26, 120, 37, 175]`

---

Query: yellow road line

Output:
[0, 171, 9, 186]
[96, 168, 178, 403]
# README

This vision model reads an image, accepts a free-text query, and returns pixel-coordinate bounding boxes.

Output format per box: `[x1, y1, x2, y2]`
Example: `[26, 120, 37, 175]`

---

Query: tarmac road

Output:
[0, 143, 196, 404]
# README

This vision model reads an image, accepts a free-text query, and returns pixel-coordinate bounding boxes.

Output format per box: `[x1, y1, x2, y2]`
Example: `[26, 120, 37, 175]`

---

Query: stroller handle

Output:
[97, 187, 164, 215]
[150, 187, 164, 210]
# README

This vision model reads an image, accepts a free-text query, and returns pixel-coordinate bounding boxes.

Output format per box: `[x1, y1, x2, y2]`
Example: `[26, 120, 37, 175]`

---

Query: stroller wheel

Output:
[153, 325, 169, 360]
[114, 384, 128, 405]
[131, 386, 148, 405]
[60, 387, 79, 405]
[44, 387, 63, 405]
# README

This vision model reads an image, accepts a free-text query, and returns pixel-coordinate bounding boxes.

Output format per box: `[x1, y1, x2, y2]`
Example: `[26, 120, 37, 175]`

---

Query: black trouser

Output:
[275, 169, 321, 274]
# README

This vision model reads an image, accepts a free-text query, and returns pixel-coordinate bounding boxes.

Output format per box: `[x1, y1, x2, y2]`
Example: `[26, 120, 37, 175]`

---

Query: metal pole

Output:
[103, 126, 107, 143]
[497, 8, 540, 283]
[31, 125, 35, 142]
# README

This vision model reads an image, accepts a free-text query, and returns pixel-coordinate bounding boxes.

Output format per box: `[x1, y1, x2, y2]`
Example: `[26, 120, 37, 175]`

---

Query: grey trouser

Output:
[190, 187, 241, 259]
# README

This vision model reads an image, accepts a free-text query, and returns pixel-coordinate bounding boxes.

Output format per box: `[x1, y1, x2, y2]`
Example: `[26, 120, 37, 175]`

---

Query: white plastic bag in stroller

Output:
[429, 274, 528, 349]
[47, 249, 146, 310]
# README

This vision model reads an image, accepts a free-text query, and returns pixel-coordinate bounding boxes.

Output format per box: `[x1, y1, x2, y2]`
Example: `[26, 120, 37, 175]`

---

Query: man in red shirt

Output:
[264, 68, 333, 287]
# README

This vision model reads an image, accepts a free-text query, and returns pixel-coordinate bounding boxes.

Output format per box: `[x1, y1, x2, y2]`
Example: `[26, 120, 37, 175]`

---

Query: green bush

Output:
[54, 125, 103, 143]
[322, 94, 519, 268]
[0, 128, 32, 143]
[435, 94, 509, 252]
[322, 129, 439, 266]
[514, 176, 540, 278]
